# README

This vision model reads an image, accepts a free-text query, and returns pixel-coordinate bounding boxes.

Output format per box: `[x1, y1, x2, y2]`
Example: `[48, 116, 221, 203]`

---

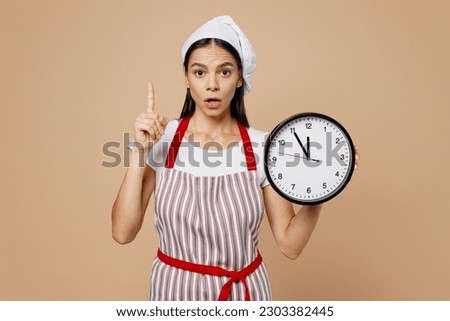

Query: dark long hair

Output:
[179, 38, 249, 127]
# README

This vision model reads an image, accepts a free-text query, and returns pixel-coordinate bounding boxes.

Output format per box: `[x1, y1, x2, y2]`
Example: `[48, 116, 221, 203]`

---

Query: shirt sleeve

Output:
[248, 127, 270, 188]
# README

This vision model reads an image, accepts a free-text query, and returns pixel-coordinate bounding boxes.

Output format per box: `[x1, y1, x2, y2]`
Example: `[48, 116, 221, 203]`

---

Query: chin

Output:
[200, 106, 228, 116]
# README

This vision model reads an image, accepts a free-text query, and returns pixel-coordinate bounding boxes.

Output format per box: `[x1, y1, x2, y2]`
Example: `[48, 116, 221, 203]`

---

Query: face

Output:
[185, 43, 243, 118]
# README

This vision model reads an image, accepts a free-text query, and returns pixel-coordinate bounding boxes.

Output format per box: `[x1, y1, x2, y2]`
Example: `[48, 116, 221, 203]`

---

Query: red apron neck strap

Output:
[165, 118, 257, 171]
[237, 122, 257, 171]
[165, 117, 190, 169]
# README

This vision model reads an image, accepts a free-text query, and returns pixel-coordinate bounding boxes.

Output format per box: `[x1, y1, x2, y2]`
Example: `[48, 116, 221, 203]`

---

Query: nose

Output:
[207, 74, 219, 92]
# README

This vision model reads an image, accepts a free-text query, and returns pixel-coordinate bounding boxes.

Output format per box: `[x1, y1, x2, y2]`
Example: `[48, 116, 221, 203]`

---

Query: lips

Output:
[204, 97, 221, 109]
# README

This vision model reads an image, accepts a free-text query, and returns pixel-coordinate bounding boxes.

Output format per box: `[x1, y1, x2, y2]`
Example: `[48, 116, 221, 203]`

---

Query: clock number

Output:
[291, 184, 295, 190]
[335, 171, 340, 177]
[306, 123, 312, 129]
[278, 139, 285, 146]
[336, 137, 341, 144]
[290, 128, 296, 134]
[323, 183, 327, 189]
[272, 156, 277, 163]
[278, 173, 283, 179]
[324, 126, 327, 132]
[307, 187, 311, 194]
[340, 154, 345, 160]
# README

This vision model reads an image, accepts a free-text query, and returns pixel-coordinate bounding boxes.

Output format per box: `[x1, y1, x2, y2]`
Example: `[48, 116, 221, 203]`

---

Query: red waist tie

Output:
[157, 249, 263, 301]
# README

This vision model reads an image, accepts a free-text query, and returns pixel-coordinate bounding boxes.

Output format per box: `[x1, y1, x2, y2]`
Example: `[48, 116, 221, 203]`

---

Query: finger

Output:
[136, 115, 163, 128]
[137, 112, 158, 121]
[155, 116, 168, 136]
[161, 116, 169, 126]
[155, 114, 169, 126]
[147, 82, 155, 113]
[135, 123, 159, 142]
[134, 121, 150, 135]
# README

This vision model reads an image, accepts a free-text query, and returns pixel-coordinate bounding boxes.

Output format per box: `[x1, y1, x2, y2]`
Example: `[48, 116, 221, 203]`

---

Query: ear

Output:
[185, 75, 190, 88]
[237, 75, 243, 88]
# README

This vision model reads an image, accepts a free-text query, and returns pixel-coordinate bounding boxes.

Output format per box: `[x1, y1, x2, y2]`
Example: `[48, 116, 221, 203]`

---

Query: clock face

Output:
[264, 113, 355, 205]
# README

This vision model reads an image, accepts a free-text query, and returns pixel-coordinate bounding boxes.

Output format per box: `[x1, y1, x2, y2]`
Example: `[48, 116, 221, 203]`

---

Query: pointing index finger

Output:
[147, 82, 155, 113]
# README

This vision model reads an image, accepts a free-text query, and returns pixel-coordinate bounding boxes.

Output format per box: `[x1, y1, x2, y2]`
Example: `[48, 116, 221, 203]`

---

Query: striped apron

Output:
[149, 117, 272, 301]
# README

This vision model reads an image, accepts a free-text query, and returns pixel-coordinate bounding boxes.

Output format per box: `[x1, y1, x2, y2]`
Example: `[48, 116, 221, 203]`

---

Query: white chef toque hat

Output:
[181, 16, 257, 96]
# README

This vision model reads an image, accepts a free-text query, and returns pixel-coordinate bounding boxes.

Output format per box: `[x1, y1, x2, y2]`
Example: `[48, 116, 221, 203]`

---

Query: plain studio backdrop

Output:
[1, 0, 449, 300]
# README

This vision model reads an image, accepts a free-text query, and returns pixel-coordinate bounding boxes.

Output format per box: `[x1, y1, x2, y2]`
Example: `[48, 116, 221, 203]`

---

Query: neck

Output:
[189, 111, 237, 136]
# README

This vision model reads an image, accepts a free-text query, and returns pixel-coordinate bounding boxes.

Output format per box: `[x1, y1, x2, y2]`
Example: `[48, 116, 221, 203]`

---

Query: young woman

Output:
[112, 16, 347, 301]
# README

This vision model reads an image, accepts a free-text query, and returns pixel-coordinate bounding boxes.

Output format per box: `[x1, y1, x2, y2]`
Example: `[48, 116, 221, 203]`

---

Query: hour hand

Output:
[293, 132, 310, 160]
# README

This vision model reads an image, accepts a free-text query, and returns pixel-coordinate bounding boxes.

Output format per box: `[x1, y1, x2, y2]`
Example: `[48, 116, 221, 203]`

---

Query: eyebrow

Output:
[189, 62, 236, 69]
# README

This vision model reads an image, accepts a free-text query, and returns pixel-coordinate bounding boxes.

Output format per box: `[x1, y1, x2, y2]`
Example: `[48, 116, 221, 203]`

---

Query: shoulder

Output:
[248, 127, 269, 142]
[247, 126, 270, 188]
[248, 127, 269, 156]
[164, 119, 179, 136]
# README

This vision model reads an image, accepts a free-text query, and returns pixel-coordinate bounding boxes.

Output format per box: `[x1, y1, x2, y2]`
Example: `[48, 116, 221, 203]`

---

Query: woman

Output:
[113, 16, 331, 301]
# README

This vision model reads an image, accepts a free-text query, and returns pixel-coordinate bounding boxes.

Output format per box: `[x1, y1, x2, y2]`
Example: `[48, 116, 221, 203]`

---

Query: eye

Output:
[194, 70, 205, 77]
[220, 69, 231, 76]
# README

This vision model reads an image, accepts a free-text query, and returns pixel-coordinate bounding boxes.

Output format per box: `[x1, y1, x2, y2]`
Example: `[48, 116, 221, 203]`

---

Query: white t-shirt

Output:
[147, 119, 270, 188]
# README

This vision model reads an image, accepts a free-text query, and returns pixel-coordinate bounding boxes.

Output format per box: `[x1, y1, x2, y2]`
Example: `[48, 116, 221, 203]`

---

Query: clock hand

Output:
[293, 132, 310, 159]
[307, 136, 311, 161]
[279, 152, 321, 163]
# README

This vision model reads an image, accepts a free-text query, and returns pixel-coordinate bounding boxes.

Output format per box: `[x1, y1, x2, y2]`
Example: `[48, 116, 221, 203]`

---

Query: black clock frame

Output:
[263, 112, 355, 205]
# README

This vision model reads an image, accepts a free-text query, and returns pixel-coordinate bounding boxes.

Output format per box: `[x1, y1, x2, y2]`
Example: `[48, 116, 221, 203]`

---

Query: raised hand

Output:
[133, 82, 169, 150]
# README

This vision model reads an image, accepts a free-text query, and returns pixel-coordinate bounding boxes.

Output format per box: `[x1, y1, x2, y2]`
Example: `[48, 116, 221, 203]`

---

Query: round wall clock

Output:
[264, 112, 355, 205]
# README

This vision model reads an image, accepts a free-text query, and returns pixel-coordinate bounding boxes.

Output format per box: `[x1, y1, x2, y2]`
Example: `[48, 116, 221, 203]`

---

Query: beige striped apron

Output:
[149, 117, 272, 301]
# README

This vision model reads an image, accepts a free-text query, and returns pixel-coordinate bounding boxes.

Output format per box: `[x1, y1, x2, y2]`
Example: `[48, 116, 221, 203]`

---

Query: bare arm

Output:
[111, 82, 168, 244]
[111, 148, 155, 244]
[263, 185, 322, 260]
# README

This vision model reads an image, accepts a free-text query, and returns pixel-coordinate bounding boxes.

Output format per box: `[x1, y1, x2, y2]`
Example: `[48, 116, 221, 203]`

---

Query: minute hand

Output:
[293, 132, 310, 160]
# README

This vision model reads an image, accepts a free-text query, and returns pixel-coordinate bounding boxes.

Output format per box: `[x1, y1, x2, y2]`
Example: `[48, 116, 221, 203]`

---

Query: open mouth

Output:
[205, 97, 221, 103]
[204, 97, 221, 108]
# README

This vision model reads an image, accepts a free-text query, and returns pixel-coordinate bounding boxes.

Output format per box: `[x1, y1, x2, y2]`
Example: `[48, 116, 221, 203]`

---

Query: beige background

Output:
[1, 0, 449, 300]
